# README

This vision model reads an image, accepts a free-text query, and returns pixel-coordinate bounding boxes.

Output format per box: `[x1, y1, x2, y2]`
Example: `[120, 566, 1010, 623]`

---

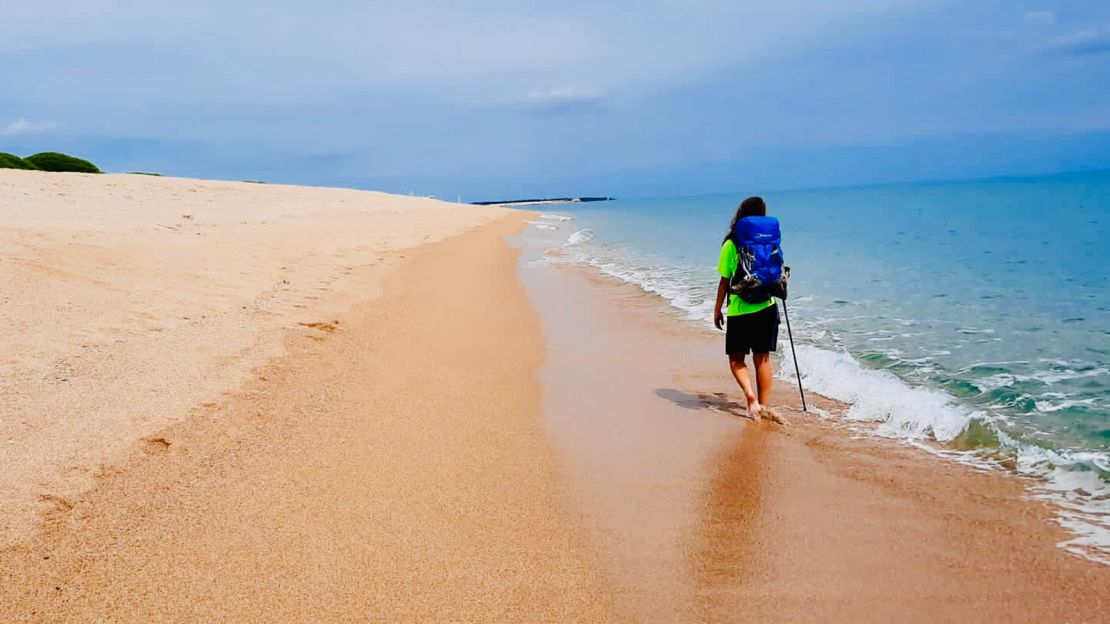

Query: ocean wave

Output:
[565, 229, 595, 246]
[586, 260, 716, 322]
[975, 373, 1019, 391]
[549, 238, 717, 323]
[539, 213, 574, 221]
[998, 430, 1110, 565]
[1034, 397, 1098, 413]
[1031, 366, 1110, 385]
[787, 343, 974, 442]
[523, 220, 560, 230]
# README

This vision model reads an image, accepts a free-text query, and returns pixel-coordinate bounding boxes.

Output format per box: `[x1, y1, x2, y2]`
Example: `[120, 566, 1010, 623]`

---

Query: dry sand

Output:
[520, 261, 1109, 622]
[0, 170, 503, 547]
[0, 200, 618, 621]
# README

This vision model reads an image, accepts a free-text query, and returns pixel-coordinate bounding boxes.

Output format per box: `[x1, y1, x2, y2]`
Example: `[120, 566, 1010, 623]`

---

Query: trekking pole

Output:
[781, 271, 807, 412]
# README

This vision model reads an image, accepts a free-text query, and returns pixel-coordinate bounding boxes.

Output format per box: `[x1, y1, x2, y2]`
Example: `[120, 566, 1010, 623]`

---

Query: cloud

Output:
[1045, 28, 1110, 56]
[517, 86, 608, 115]
[0, 1, 933, 99]
[527, 86, 602, 103]
[1024, 11, 1056, 26]
[1, 118, 58, 136]
[2, 1, 1109, 197]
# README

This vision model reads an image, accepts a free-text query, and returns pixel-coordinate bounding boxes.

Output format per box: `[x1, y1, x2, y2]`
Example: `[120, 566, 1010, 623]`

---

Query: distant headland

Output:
[469, 196, 615, 206]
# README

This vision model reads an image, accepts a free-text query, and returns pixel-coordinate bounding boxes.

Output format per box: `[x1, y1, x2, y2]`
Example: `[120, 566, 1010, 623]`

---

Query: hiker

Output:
[713, 196, 787, 423]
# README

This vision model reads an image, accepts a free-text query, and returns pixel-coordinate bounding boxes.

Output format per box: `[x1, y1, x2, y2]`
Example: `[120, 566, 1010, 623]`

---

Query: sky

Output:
[3, 1, 1110, 199]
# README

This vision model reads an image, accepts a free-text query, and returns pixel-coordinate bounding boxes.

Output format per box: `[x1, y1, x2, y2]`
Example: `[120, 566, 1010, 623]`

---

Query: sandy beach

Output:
[1, 172, 615, 621]
[0, 170, 504, 548]
[2, 171, 1107, 621]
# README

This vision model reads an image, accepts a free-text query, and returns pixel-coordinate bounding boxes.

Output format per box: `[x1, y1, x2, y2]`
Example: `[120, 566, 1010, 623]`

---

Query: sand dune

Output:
[0, 171, 502, 547]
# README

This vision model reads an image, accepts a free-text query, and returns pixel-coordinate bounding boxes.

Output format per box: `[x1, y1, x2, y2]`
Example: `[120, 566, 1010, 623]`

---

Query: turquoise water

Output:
[530, 170, 1110, 562]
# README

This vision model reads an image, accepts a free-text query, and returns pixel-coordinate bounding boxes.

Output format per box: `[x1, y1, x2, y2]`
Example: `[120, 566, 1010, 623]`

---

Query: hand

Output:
[714, 308, 725, 330]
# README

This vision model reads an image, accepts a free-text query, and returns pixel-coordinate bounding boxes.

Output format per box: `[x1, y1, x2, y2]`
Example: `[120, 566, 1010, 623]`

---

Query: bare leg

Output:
[753, 352, 785, 424]
[753, 352, 773, 405]
[729, 354, 762, 420]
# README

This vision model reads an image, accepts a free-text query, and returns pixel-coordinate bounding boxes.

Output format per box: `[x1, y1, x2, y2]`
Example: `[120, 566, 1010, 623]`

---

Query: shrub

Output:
[24, 152, 101, 173]
[0, 152, 38, 170]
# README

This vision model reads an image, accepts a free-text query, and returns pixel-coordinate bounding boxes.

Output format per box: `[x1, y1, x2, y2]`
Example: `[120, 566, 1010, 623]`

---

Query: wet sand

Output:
[0, 215, 618, 621]
[519, 257, 1110, 622]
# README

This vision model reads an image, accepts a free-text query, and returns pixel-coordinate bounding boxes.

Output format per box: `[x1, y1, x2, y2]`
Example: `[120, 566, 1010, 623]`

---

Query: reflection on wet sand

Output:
[516, 242, 754, 621]
[688, 424, 767, 622]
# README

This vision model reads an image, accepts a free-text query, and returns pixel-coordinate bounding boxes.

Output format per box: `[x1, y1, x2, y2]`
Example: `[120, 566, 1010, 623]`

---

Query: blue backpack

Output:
[730, 215, 786, 303]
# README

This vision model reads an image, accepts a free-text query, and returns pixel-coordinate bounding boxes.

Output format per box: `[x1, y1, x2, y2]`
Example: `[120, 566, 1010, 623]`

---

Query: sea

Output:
[526, 170, 1110, 564]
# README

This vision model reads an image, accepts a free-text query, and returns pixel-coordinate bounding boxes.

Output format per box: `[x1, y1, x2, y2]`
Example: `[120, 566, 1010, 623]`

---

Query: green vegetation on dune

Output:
[24, 152, 101, 173]
[0, 152, 39, 170]
[1, 151, 103, 173]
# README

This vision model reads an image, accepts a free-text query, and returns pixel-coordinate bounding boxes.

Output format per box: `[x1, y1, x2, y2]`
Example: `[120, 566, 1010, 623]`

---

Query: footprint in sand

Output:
[140, 436, 171, 454]
[38, 493, 74, 512]
[298, 320, 341, 342]
[298, 321, 340, 333]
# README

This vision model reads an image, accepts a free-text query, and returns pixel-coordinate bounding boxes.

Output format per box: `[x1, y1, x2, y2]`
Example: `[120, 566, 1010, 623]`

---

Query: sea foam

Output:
[565, 229, 595, 246]
[787, 343, 973, 442]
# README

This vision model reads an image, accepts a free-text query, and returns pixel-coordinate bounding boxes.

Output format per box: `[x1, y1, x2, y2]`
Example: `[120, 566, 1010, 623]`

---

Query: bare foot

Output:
[745, 393, 763, 421]
[763, 407, 788, 425]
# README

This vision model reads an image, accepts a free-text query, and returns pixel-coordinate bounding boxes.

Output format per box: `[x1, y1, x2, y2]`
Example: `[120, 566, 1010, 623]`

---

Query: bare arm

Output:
[714, 277, 729, 330]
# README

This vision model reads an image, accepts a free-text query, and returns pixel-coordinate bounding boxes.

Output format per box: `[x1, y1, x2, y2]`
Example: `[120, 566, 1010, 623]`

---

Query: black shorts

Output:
[726, 304, 780, 355]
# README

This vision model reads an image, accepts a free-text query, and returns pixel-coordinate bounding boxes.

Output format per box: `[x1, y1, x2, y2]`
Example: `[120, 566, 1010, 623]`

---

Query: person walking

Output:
[713, 196, 786, 423]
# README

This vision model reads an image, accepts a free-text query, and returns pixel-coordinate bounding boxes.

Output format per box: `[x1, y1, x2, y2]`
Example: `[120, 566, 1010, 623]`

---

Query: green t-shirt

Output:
[718, 240, 776, 317]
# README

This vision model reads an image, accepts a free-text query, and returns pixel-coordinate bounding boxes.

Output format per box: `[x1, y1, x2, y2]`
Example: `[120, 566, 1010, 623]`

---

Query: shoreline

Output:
[523, 205, 1110, 568]
[515, 225, 1110, 621]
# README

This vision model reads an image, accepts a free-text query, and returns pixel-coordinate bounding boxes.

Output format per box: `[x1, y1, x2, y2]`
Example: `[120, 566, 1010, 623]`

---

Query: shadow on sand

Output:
[654, 389, 746, 418]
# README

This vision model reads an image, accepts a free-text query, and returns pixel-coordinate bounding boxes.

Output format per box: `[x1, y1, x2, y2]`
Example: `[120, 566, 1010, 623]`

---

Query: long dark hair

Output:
[723, 196, 767, 243]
